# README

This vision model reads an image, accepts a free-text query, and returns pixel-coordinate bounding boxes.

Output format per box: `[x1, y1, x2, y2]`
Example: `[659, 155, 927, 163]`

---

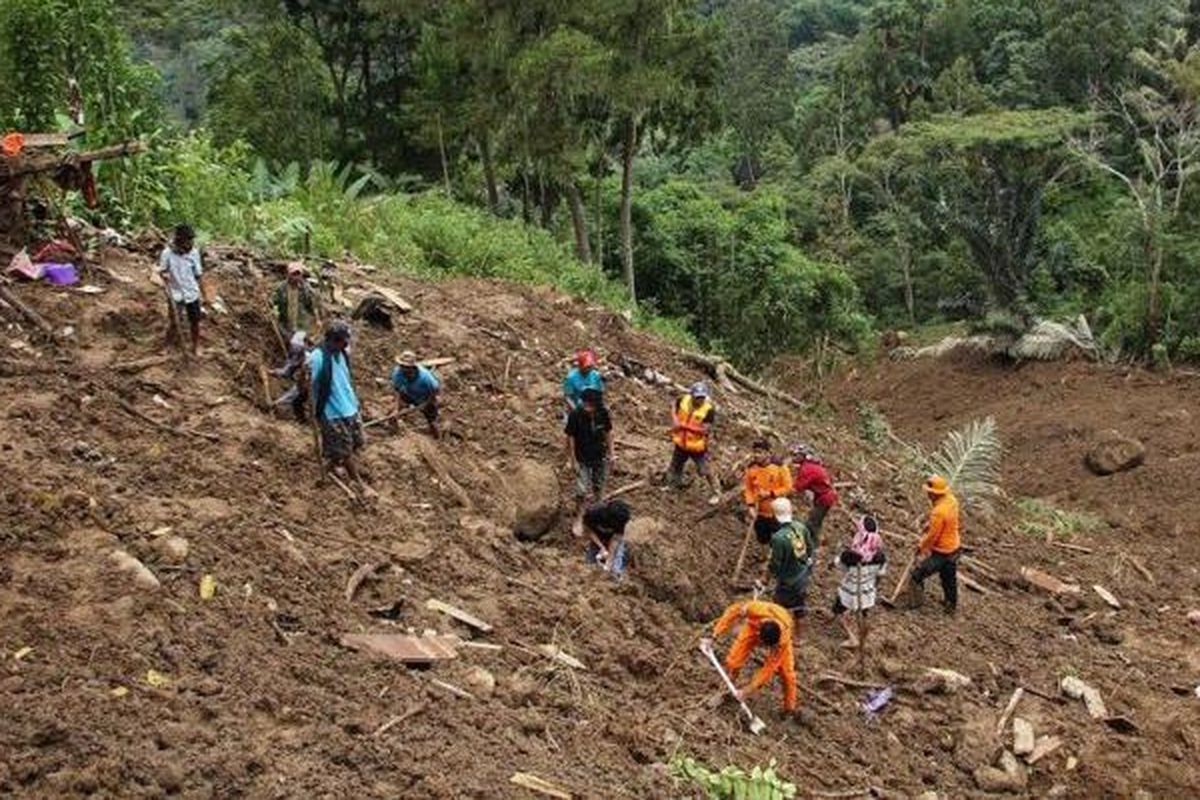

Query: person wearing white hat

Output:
[762, 497, 817, 617]
[667, 381, 720, 503]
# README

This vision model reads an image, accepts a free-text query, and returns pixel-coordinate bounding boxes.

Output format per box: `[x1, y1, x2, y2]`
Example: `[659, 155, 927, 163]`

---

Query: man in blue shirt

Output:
[310, 321, 368, 490]
[391, 350, 442, 438]
[562, 349, 604, 413]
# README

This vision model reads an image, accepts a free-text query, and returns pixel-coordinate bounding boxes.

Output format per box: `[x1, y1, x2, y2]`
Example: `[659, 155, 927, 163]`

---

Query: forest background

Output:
[4, 0, 1200, 369]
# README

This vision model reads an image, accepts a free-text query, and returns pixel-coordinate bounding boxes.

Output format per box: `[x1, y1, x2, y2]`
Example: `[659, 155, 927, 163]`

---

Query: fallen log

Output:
[0, 284, 54, 336]
[995, 687, 1025, 737]
[682, 351, 805, 410]
[373, 702, 427, 737]
[117, 399, 221, 443]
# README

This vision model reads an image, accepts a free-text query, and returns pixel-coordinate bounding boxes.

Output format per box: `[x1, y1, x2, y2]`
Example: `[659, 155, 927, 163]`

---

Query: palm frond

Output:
[924, 417, 1003, 509]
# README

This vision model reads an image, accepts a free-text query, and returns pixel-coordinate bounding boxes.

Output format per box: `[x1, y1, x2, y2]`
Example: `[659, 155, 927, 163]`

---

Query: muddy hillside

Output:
[2, 248, 1197, 799]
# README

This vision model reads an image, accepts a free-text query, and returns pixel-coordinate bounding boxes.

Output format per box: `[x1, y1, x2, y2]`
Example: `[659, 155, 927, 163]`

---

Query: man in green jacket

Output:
[762, 497, 817, 617]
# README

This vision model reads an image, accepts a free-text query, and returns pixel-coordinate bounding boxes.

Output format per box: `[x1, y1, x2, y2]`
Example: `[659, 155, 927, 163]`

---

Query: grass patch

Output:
[1016, 497, 1102, 541]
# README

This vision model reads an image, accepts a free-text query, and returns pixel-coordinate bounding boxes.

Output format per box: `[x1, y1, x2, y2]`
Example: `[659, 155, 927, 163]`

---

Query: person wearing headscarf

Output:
[830, 514, 887, 648]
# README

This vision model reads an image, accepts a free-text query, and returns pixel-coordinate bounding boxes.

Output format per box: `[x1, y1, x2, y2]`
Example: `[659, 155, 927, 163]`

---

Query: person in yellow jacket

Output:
[910, 475, 961, 614]
[667, 382, 720, 503]
[704, 599, 798, 712]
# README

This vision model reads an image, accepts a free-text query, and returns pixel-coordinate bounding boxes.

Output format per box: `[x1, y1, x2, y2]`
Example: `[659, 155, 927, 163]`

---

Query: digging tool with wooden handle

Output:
[881, 552, 918, 609]
[729, 518, 756, 588]
[699, 639, 766, 735]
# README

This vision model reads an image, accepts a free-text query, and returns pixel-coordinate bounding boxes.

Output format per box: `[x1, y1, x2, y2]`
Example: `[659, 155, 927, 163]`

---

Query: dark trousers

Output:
[912, 550, 960, 610]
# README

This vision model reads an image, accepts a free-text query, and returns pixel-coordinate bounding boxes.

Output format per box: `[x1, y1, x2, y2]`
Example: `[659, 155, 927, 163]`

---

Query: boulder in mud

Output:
[503, 459, 560, 541]
[109, 549, 160, 591]
[1085, 431, 1145, 476]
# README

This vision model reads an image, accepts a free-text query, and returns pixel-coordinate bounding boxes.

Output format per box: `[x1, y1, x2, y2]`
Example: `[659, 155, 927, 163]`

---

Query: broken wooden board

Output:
[537, 645, 587, 671]
[339, 633, 457, 665]
[510, 772, 572, 799]
[1025, 735, 1063, 765]
[1092, 584, 1121, 609]
[425, 598, 494, 633]
[363, 283, 413, 313]
[1020, 566, 1081, 596]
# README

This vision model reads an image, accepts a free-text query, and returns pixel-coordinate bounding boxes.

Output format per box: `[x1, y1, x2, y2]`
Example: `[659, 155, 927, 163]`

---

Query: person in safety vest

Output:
[743, 440, 793, 545]
[704, 599, 798, 712]
[667, 382, 720, 503]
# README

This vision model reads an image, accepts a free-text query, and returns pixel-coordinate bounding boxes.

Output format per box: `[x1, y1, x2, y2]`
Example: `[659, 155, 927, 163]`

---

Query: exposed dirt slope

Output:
[1, 253, 1197, 799]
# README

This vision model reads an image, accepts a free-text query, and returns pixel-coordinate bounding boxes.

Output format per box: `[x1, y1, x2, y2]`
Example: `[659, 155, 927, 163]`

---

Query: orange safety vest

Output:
[672, 395, 713, 454]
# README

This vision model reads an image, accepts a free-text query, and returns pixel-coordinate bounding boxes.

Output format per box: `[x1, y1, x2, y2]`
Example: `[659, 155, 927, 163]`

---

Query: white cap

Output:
[771, 497, 793, 523]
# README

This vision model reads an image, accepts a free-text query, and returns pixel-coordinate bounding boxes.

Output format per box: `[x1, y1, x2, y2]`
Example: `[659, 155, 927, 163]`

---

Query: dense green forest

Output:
[4, 0, 1200, 366]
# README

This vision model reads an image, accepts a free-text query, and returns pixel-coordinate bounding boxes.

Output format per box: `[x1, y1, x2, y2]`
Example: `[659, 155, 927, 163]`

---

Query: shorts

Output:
[575, 460, 608, 500]
[174, 299, 201, 324]
[754, 516, 781, 545]
[831, 597, 871, 617]
[400, 392, 439, 422]
[320, 414, 364, 462]
[773, 577, 810, 615]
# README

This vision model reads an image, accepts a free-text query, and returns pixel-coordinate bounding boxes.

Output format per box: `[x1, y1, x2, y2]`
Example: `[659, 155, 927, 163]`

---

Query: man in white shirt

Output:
[158, 223, 203, 356]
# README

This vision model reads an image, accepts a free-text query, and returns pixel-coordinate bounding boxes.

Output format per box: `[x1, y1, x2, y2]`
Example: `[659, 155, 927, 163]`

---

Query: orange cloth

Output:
[712, 600, 797, 711]
[918, 490, 961, 555]
[671, 395, 713, 454]
[2, 132, 25, 157]
[743, 463, 792, 517]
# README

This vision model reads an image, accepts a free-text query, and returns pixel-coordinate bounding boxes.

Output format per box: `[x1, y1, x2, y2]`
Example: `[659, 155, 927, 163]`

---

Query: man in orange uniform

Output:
[705, 599, 798, 712]
[910, 475, 961, 614]
[744, 440, 793, 545]
[667, 382, 720, 503]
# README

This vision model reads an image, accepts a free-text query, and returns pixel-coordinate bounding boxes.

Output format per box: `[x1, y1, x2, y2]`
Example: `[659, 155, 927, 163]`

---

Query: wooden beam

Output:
[425, 598, 493, 633]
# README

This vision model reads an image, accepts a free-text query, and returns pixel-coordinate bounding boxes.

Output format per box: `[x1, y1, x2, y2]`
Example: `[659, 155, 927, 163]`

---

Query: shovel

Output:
[699, 639, 767, 735]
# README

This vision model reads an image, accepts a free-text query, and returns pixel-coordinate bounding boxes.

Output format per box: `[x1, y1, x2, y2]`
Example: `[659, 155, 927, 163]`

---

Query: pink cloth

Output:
[852, 516, 882, 562]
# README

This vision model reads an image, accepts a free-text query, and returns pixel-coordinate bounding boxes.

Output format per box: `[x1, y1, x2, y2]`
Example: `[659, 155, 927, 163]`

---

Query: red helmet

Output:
[576, 349, 597, 369]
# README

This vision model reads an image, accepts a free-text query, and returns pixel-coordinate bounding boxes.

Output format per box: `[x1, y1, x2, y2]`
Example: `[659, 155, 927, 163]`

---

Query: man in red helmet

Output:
[562, 349, 605, 413]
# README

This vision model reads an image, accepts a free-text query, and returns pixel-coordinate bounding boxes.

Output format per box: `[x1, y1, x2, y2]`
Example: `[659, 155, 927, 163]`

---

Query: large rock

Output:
[109, 549, 160, 591]
[503, 459, 561, 541]
[1085, 431, 1146, 476]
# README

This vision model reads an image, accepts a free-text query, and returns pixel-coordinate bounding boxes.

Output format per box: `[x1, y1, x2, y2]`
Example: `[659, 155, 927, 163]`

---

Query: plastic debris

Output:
[199, 574, 217, 600]
[863, 686, 894, 716]
[12, 646, 33, 661]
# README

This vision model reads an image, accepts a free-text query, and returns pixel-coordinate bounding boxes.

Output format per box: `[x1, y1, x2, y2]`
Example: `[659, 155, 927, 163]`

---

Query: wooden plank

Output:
[1026, 735, 1063, 765]
[431, 678, 475, 700]
[339, 633, 457, 665]
[958, 571, 991, 595]
[510, 772, 572, 799]
[995, 687, 1025, 737]
[425, 598, 493, 633]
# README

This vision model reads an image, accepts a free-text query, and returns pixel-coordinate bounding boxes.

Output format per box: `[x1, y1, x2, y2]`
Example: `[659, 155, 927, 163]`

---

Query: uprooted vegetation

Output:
[1, 244, 1198, 798]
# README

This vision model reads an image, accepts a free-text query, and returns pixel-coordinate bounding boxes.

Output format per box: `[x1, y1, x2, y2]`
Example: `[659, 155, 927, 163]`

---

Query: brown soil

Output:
[1, 253, 1197, 800]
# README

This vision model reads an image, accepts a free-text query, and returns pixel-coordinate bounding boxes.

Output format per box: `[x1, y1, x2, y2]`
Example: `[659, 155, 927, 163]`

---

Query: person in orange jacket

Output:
[910, 475, 961, 614]
[705, 599, 798, 712]
[743, 440, 793, 545]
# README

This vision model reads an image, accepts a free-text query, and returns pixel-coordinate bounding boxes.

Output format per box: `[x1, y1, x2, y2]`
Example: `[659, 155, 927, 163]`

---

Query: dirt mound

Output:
[1, 255, 1197, 798]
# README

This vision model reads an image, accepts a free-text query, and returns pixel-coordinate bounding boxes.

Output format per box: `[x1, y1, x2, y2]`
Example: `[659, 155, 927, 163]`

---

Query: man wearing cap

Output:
[790, 444, 839, 543]
[562, 349, 604, 413]
[310, 321, 369, 490]
[667, 382, 720, 503]
[273, 261, 321, 342]
[763, 497, 817, 616]
[391, 351, 442, 438]
[565, 387, 613, 528]
[910, 475, 961, 614]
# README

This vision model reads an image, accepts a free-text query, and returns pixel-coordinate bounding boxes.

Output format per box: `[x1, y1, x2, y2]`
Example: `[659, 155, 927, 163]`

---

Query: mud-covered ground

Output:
[1, 249, 1197, 798]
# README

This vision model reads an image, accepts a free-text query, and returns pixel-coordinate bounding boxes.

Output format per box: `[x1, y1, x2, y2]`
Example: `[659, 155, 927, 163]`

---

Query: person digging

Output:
[790, 443, 839, 544]
[310, 320, 373, 497]
[273, 261, 321, 343]
[762, 497, 817, 619]
[667, 381, 721, 504]
[743, 440, 793, 547]
[565, 387, 613, 535]
[390, 350, 442, 438]
[581, 499, 631, 579]
[704, 598, 798, 715]
[909, 475, 961, 615]
[158, 223, 204, 357]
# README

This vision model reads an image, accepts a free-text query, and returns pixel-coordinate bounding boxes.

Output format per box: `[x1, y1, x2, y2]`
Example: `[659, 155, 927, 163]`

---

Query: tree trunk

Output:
[480, 133, 499, 213]
[436, 114, 451, 196]
[521, 168, 532, 225]
[900, 239, 915, 324]
[1146, 222, 1164, 347]
[594, 155, 606, 266]
[566, 182, 592, 264]
[619, 115, 639, 303]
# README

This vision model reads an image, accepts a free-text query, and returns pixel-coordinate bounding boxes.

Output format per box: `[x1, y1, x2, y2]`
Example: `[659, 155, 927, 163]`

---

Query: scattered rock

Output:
[973, 750, 1027, 793]
[108, 549, 160, 591]
[1012, 717, 1035, 756]
[1085, 431, 1146, 476]
[1061, 676, 1107, 719]
[1027, 735, 1064, 764]
[503, 459, 561, 541]
[156, 536, 190, 564]
[465, 666, 496, 699]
